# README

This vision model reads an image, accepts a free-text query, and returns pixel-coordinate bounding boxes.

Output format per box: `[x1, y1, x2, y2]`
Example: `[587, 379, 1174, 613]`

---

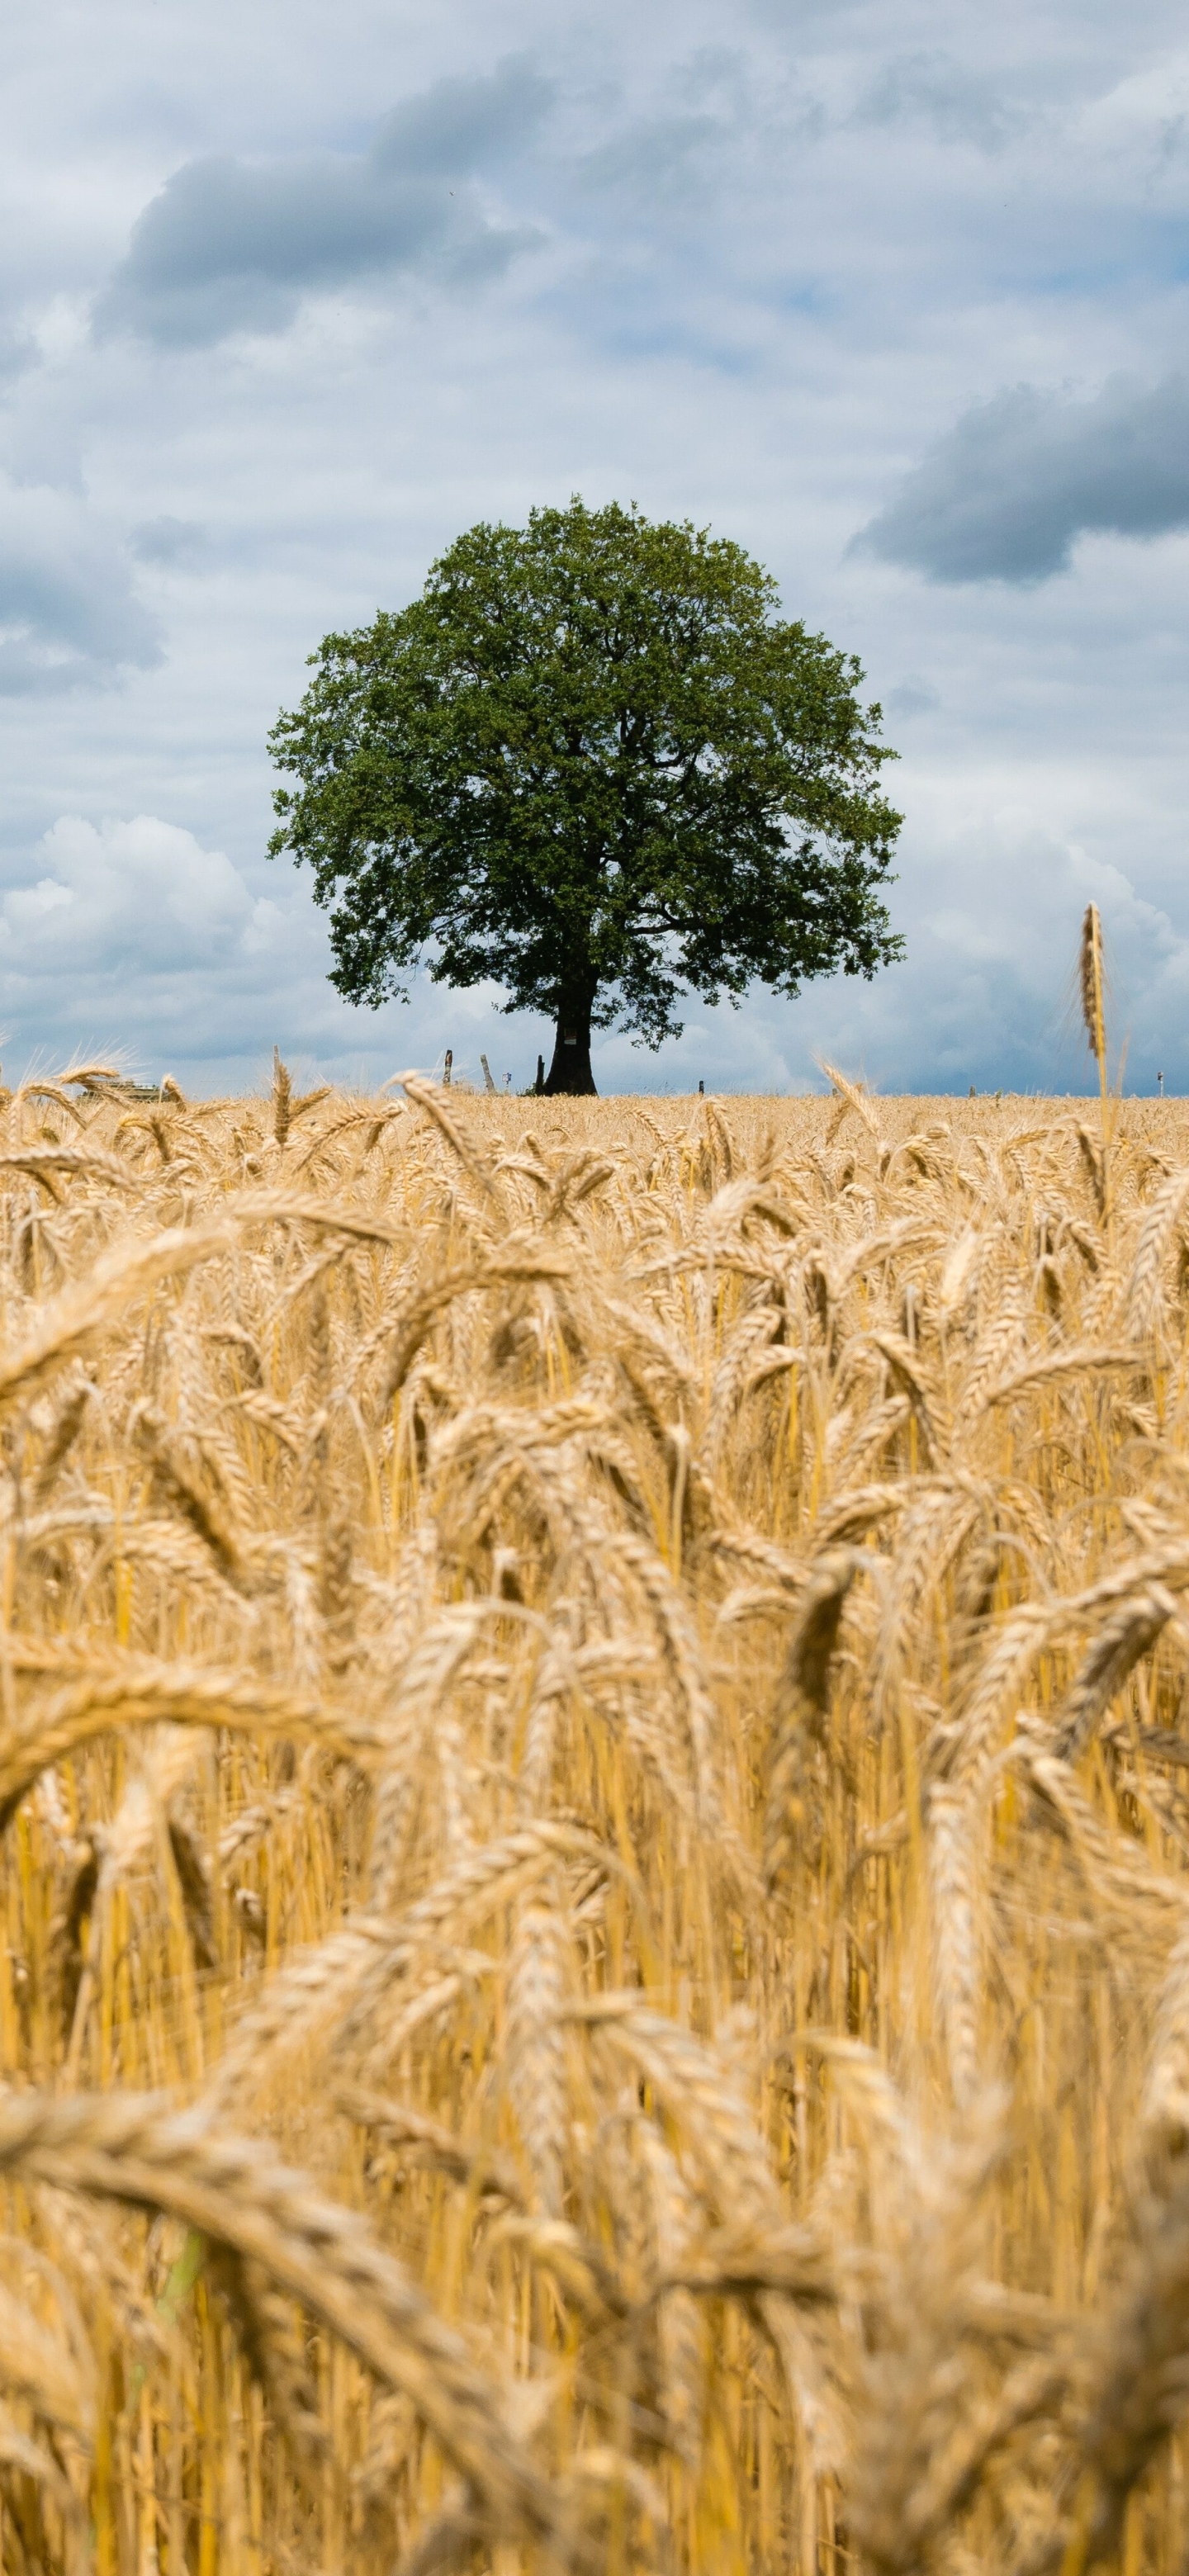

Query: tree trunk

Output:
[542, 996, 598, 1096]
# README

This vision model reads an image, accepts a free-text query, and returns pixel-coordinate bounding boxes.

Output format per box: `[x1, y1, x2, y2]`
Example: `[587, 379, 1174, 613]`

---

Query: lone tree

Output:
[268, 499, 903, 1094]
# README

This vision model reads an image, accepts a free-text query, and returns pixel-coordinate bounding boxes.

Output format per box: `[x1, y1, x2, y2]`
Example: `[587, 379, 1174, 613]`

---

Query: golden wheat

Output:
[1, 1065, 1189, 2568]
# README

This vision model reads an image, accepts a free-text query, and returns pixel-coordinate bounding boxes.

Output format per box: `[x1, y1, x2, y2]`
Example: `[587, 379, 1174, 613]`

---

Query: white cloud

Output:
[31, 814, 253, 953]
[1075, 49, 1189, 167]
[242, 893, 285, 952]
[0, 811, 502, 1087]
[4, 878, 73, 922]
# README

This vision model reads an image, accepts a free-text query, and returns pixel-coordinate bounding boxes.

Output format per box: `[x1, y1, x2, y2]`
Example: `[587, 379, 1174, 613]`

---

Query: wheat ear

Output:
[0, 2090, 566, 2545]
[506, 1892, 570, 2217]
[1080, 902, 1107, 1083]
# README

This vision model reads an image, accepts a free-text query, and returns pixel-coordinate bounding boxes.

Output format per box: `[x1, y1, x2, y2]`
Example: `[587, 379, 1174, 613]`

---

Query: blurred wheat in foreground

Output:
[4, 1067, 1189, 2570]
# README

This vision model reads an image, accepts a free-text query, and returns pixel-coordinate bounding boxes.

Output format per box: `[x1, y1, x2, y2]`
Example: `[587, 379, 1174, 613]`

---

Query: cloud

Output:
[3, 816, 256, 969]
[717, 812, 1189, 1101]
[97, 56, 553, 347]
[0, 323, 38, 389]
[0, 481, 160, 692]
[131, 516, 214, 568]
[579, 113, 727, 206]
[0, 812, 500, 1088]
[1076, 50, 1189, 173]
[884, 676, 940, 718]
[855, 50, 1027, 151]
[855, 375, 1189, 583]
[573, 51, 765, 215]
[369, 57, 555, 177]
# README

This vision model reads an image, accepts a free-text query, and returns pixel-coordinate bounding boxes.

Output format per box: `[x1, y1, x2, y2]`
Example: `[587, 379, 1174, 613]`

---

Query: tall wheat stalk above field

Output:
[1081, 900, 1108, 1101]
[0, 1064, 1187, 2567]
[1079, 897, 1114, 1233]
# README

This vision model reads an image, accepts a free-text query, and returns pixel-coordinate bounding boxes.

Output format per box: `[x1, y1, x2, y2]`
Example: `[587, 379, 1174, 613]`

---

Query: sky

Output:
[2, 0, 1187, 1098]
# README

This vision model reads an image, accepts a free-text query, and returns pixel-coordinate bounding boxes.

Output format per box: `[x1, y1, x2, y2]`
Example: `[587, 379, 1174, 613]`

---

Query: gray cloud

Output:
[370, 57, 555, 177]
[857, 376, 1189, 584]
[884, 676, 940, 717]
[0, 481, 160, 692]
[576, 48, 750, 206]
[578, 111, 728, 207]
[131, 515, 214, 568]
[98, 55, 552, 347]
[0, 324, 37, 390]
[856, 51, 1027, 151]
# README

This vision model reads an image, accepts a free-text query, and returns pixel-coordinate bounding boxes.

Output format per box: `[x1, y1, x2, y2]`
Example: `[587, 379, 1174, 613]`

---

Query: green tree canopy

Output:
[268, 497, 903, 1093]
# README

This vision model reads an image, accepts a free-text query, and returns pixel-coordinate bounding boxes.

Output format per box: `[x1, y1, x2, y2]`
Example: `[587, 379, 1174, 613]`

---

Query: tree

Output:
[268, 498, 903, 1095]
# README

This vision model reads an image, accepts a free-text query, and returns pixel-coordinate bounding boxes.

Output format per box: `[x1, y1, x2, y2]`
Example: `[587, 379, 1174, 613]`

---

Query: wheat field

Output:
[0, 1060, 1188, 2572]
